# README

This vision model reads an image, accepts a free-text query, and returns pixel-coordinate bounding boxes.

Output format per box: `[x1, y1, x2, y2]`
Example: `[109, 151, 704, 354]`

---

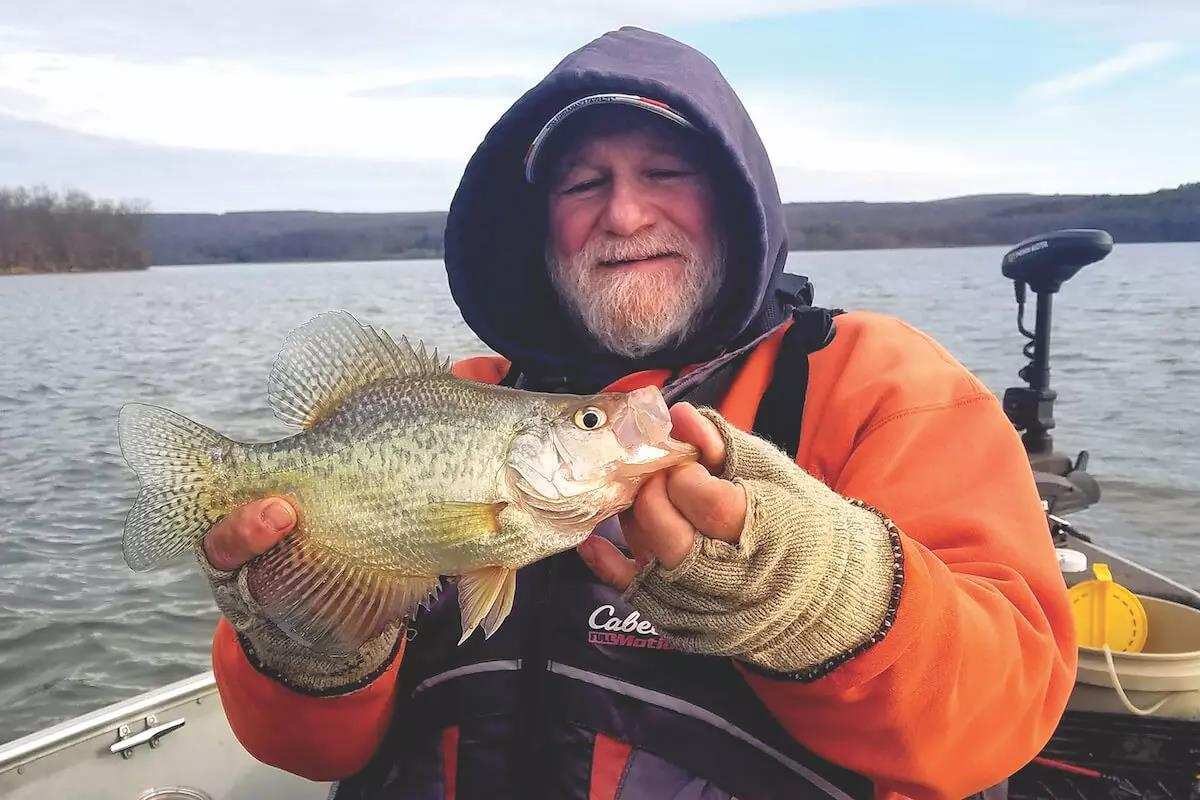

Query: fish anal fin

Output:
[457, 566, 517, 644]
[267, 311, 449, 430]
[481, 568, 517, 638]
[246, 535, 439, 655]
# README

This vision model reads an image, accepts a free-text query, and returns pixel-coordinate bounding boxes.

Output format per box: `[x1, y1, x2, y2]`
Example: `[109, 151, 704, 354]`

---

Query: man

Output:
[200, 27, 1075, 799]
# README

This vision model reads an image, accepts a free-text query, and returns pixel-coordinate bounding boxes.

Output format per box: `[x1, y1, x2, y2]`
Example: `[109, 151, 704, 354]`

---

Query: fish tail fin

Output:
[118, 403, 234, 571]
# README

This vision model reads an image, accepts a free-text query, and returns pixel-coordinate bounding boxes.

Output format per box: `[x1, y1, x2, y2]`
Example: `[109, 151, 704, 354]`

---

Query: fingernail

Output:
[262, 500, 295, 533]
[576, 537, 596, 565]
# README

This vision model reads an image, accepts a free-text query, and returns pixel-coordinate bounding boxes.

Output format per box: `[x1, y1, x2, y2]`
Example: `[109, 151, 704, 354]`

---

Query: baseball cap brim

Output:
[523, 93, 697, 184]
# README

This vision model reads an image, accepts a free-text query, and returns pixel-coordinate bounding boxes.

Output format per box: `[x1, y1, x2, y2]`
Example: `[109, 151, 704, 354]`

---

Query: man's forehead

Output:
[548, 122, 707, 180]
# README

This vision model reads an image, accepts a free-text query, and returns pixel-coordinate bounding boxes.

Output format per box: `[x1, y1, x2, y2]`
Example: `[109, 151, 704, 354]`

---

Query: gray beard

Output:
[547, 230, 725, 359]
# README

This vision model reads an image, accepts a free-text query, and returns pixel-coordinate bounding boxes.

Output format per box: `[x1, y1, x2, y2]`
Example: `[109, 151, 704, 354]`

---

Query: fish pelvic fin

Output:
[117, 403, 233, 571]
[457, 566, 517, 644]
[267, 310, 450, 430]
[247, 536, 441, 655]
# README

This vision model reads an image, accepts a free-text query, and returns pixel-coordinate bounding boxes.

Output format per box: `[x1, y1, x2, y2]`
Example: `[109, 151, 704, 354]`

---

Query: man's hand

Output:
[202, 498, 296, 571]
[199, 495, 404, 690]
[577, 402, 747, 590]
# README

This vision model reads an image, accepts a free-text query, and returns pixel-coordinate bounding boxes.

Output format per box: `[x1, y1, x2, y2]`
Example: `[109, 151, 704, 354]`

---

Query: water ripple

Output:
[0, 249, 1196, 743]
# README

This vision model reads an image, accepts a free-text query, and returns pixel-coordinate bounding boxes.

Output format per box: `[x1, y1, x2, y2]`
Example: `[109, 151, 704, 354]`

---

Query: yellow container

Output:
[1069, 563, 1148, 653]
[1076, 595, 1200, 694]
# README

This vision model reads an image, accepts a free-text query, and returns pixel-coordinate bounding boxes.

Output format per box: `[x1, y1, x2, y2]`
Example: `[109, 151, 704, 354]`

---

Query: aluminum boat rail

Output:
[0, 672, 215, 774]
[0, 670, 329, 800]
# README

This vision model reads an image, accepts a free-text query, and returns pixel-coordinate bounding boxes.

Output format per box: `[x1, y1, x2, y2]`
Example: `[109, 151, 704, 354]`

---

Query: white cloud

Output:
[967, 0, 1200, 39]
[0, 2, 887, 66]
[2, 49, 987, 190]
[0, 51, 528, 161]
[745, 88, 991, 182]
[0, 111, 465, 213]
[2, 2, 1196, 210]
[1023, 41, 1182, 99]
[0, 3, 896, 164]
[352, 76, 532, 99]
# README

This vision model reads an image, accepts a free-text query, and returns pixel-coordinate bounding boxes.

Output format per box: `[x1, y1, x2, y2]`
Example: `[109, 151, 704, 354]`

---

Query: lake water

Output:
[0, 243, 1197, 743]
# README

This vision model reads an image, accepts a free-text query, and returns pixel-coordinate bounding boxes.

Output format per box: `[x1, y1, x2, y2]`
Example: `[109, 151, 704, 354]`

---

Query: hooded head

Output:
[444, 27, 792, 391]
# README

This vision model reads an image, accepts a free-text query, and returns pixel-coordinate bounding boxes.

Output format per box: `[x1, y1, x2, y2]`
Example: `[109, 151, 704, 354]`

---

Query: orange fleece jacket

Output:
[211, 310, 1076, 798]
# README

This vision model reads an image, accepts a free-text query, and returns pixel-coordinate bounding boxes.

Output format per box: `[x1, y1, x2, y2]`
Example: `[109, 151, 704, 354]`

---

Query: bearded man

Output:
[541, 108, 726, 359]
[200, 27, 1075, 800]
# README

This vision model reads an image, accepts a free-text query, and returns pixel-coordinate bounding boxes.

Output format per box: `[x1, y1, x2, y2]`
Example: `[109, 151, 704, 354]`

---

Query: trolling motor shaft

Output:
[1000, 229, 1112, 513]
[1004, 289, 1058, 456]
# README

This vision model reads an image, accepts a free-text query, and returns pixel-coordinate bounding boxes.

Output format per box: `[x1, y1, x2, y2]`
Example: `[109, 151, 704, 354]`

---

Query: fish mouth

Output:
[613, 384, 698, 478]
[617, 438, 699, 478]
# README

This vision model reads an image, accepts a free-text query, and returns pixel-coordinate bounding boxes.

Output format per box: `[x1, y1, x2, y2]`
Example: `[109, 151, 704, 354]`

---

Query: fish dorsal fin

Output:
[268, 311, 448, 429]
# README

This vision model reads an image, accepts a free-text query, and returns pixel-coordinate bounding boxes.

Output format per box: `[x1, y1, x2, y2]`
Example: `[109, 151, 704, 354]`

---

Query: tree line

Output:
[6, 182, 1196, 272]
[0, 186, 150, 275]
[143, 183, 1200, 266]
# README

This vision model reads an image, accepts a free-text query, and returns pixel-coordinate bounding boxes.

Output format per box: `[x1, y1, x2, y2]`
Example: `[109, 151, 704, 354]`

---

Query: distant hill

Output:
[782, 184, 1200, 250]
[141, 183, 1200, 265]
[142, 210, 446, 265]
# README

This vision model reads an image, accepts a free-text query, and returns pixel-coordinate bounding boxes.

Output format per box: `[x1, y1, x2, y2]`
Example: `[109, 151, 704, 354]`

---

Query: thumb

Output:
[577, 535, 638, 592]
[669, 402, 726, 473]
[203, 497, 296, 570]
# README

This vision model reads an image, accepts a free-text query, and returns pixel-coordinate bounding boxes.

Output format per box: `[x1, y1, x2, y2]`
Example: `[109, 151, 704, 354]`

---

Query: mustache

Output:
[580, 231, 694, 266]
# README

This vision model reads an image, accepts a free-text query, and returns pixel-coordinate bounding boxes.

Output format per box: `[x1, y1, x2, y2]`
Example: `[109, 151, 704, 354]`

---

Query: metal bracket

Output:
[110, 714, 186, 759]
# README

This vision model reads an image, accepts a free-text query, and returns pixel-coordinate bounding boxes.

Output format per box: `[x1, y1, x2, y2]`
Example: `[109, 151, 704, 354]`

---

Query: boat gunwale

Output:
[1066, 532, 1200, 609]
[0, 670, 216, 774]
[1, 533, 1195, 779]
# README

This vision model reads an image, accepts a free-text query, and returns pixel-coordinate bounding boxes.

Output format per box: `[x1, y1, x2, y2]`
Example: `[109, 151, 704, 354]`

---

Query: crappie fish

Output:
[118, 311, 696, 653]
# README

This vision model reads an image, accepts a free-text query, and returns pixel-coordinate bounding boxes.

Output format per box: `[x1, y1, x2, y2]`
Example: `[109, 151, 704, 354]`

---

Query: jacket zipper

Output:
[515, 555, 556, 798]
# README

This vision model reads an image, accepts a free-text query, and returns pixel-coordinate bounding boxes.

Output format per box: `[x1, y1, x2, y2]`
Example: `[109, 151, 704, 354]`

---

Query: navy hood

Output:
[444, 27, 794, 391]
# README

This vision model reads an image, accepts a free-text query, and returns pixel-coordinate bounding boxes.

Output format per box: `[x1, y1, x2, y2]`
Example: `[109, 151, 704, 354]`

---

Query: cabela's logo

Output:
[586, 604, 675, 650]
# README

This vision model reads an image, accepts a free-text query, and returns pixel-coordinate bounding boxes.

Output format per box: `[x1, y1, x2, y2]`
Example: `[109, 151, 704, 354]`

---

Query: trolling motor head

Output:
[1002, 229, 1113, 295]
[1001, 229, 1112, 514]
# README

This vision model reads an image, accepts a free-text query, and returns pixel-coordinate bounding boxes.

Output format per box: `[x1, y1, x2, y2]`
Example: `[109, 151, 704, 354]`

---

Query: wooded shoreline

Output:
[3, 183, 1197, 274]
[140, 182, 1200, 266]
[0, 187, 149, 275]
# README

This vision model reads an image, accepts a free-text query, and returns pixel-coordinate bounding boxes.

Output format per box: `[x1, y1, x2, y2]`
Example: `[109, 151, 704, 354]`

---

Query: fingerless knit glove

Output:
[197, 546, 403, 695]
[622, 408, 903, 680]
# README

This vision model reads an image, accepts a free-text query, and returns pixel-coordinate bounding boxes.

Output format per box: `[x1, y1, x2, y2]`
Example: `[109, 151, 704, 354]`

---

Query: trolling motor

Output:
[1001, 229, 1112, 514]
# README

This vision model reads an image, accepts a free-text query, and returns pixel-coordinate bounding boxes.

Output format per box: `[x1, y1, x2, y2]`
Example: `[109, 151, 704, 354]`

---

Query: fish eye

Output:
[573, 406, 607, 431]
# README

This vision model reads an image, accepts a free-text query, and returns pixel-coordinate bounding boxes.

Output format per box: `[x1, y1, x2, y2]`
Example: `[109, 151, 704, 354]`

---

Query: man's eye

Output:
[648, 169, 693, 180]
[560, 178, 602, 195]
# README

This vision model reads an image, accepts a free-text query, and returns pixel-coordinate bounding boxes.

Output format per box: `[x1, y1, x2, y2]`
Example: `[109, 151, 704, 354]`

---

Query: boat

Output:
[1, 230, 1196, 799]
[999, 231, 1200, 799]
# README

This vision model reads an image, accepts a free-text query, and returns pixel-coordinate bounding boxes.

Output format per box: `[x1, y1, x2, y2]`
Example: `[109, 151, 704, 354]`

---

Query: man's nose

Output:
[601, 177, 656, 237]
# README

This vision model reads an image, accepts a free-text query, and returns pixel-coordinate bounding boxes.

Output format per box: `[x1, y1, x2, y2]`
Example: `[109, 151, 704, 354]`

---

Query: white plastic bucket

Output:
[1075, 595, 1200, 716]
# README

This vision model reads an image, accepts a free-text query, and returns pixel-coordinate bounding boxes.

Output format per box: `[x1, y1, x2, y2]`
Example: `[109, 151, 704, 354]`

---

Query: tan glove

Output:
[197, 546, 403, 694]
[622, 408, 903, 680]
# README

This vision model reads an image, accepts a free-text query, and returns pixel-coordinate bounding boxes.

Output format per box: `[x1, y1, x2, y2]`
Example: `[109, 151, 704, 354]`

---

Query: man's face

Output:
[545, 123, 725, 358]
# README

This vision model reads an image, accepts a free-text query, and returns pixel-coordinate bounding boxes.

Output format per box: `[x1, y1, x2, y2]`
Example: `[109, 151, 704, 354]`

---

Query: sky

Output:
[1, 1, 1197, 213]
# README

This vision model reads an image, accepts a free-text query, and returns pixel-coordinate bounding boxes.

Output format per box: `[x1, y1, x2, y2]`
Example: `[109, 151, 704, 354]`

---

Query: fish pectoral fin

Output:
[457, 566, 517, 644]
[419, 501, 507, 542]
[247, 534, 439, 656]
[266, 311, 450, 429]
